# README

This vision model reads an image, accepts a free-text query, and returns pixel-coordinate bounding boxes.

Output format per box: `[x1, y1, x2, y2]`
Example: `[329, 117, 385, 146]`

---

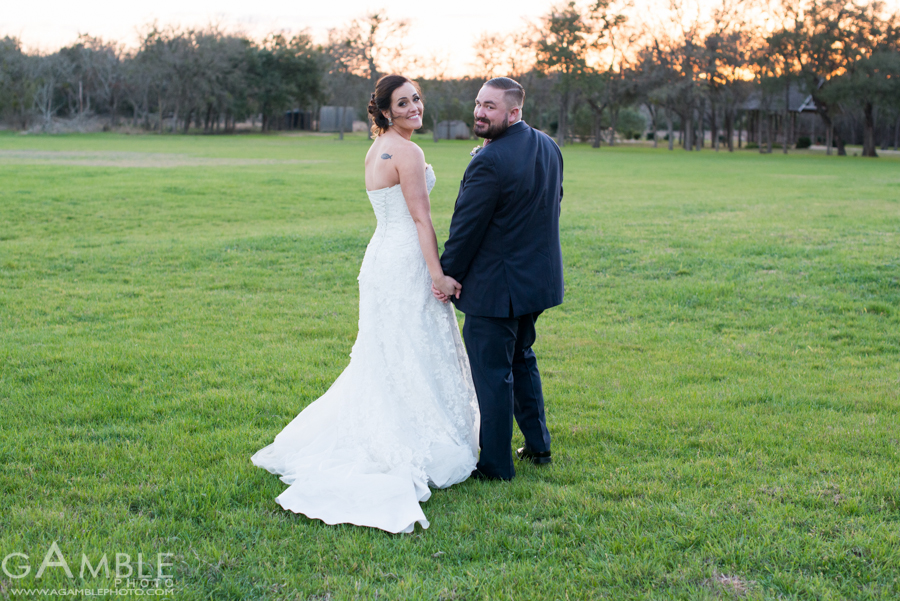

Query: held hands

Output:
[431, 283, 448, 303]
[431, 275, 461, 304]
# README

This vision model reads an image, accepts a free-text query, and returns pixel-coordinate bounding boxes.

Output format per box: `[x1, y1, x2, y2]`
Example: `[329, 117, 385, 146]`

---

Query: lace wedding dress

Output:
[252, 165, 479, 533]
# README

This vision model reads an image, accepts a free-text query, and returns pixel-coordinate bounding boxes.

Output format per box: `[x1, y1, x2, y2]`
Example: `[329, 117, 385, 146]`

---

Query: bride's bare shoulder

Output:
[366, 135, 425, 179]
[391, 138, 425, 166]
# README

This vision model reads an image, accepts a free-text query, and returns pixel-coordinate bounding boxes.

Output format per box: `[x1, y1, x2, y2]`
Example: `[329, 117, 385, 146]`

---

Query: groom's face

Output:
[473, 85, 514, 140]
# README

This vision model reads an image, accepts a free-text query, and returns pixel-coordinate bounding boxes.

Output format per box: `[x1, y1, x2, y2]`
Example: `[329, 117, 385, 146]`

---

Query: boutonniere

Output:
[469, 145, 484, 157]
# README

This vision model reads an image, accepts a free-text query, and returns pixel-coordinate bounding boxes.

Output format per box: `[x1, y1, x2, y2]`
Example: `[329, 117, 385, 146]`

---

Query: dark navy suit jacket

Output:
[440, 121, 564, 318]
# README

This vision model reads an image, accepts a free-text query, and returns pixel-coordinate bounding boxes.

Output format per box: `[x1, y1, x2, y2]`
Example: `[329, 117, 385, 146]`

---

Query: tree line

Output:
[0, 27, 321, 134]
[1, 1, 899, 156]
[506, 0, 900, 157]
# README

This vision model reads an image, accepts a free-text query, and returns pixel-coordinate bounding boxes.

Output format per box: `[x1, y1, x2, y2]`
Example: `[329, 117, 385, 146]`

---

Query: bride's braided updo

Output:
[367, 74, 421, 136]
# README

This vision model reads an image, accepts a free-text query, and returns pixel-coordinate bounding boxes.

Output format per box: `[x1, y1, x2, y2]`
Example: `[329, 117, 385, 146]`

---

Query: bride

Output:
[251, 75, 480, 534]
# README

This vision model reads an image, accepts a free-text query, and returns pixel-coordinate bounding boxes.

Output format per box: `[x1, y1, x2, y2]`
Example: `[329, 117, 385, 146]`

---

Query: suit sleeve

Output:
[440, 155, 500, 282]
[557, 144, 564, 208]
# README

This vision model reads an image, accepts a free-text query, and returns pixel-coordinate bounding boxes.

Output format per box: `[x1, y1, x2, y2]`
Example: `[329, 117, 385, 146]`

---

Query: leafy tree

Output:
[0, 37, 35, 129]
[827, 5, 900, 156]
[637, 36, 683, 150]
[767, 0, 900, 156]
[534, 2, 591, 146]
[615, 105, 646, 138]
[250, 34, 323, 132]
[830, 51, 900, 157]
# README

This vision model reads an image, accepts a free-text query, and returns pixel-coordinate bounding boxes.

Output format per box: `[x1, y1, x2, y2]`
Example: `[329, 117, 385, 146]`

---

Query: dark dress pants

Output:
[462, 311, 552, 480]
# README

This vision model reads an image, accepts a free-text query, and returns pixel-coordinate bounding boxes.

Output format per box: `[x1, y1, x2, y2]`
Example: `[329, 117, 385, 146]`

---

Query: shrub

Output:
[743, 142, 785, 150]
[796, 136, 812, 149]
[569, 105, 595, 141]
[615, 108, 647, 141]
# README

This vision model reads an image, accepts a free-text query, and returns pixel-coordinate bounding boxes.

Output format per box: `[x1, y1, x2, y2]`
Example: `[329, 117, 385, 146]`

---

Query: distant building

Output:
[739, 83, 820, 150]
[435, 120, 471, 140]
[739, 84, 815, 115]
[319, 107, 356, 132]
[284, 109, 314, 131]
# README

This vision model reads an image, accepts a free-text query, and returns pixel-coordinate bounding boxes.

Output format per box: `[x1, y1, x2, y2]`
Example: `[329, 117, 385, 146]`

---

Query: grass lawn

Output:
[1, 131, 898, 600]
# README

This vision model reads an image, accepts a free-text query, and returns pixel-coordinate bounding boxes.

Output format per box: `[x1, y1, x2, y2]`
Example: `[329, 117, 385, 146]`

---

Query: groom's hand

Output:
[433, 275, 462, 300]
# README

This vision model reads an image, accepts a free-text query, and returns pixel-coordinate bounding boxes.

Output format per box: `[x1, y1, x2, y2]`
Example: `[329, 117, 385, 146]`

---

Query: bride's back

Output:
[364, 134, 413, 191]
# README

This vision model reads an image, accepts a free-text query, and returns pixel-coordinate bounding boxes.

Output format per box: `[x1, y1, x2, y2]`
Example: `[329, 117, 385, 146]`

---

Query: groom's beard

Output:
[474, 116, 510, 140]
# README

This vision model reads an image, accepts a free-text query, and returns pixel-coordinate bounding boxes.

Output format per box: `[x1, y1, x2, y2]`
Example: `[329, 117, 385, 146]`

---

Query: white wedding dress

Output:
[252, 165, 479, 533]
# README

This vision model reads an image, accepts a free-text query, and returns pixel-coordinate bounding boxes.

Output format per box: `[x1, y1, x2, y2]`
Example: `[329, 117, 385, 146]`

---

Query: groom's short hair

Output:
[485, 77, 525, 109]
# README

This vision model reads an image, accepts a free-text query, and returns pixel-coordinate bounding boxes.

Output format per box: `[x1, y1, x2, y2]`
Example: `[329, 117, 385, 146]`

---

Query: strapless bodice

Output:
[365, 165, 436, 236]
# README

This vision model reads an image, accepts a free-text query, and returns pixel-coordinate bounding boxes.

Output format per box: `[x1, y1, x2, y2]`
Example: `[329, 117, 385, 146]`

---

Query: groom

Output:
[434, 77, 564, 481]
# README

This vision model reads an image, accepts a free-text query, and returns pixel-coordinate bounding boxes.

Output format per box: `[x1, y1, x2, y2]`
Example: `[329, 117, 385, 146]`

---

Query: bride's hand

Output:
[431, 283, 448, 303]
[433, 275, 461, 300]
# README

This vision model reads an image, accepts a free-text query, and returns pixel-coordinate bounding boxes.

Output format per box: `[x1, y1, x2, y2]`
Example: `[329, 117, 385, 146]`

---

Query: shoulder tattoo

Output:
[381, 153, 393, 160]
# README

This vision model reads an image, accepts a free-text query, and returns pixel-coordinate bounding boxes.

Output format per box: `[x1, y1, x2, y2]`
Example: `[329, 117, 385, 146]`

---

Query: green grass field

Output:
[1, 131, 898, 600]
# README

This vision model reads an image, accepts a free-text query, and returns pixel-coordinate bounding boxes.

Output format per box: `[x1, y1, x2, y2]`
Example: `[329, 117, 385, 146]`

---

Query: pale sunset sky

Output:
[4, 0, 899, 77]
[4, 0, 563, 76]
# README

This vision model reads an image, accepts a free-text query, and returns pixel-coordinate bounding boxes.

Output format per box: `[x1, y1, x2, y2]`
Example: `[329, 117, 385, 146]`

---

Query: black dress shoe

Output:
[469, 468, 509, 481]
[469, 468, 491, 481]
[516, 447, 552, 465]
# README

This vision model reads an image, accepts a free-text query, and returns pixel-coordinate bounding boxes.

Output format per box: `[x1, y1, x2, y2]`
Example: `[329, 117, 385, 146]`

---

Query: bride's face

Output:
[384, 82, 424, 130]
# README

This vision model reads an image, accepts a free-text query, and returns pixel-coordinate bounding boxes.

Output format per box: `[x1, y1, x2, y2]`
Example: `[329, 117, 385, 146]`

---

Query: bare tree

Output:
[702, 1, 758, 152]
[573, 0, 626, 147]
[471, 33, 513, 79]
[60, 35, 125, 126]
[325, 11, 411, 139]
[31, 52, 72, 129]
[328, 11, 412, 87]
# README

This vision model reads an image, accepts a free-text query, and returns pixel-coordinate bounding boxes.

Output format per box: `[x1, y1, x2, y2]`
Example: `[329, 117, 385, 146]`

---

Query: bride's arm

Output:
[397, 145, 461, 299]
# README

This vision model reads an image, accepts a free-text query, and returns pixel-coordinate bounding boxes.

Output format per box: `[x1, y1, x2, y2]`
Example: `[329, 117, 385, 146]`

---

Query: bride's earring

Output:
[388, 118, 393, 126]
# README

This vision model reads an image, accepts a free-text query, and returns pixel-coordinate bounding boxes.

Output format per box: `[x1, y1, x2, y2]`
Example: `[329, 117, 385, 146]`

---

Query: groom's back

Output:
[443, 120, 564, 318]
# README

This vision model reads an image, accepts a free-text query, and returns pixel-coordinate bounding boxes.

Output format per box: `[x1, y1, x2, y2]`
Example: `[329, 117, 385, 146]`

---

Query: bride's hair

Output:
[368, 75, 421, 136]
